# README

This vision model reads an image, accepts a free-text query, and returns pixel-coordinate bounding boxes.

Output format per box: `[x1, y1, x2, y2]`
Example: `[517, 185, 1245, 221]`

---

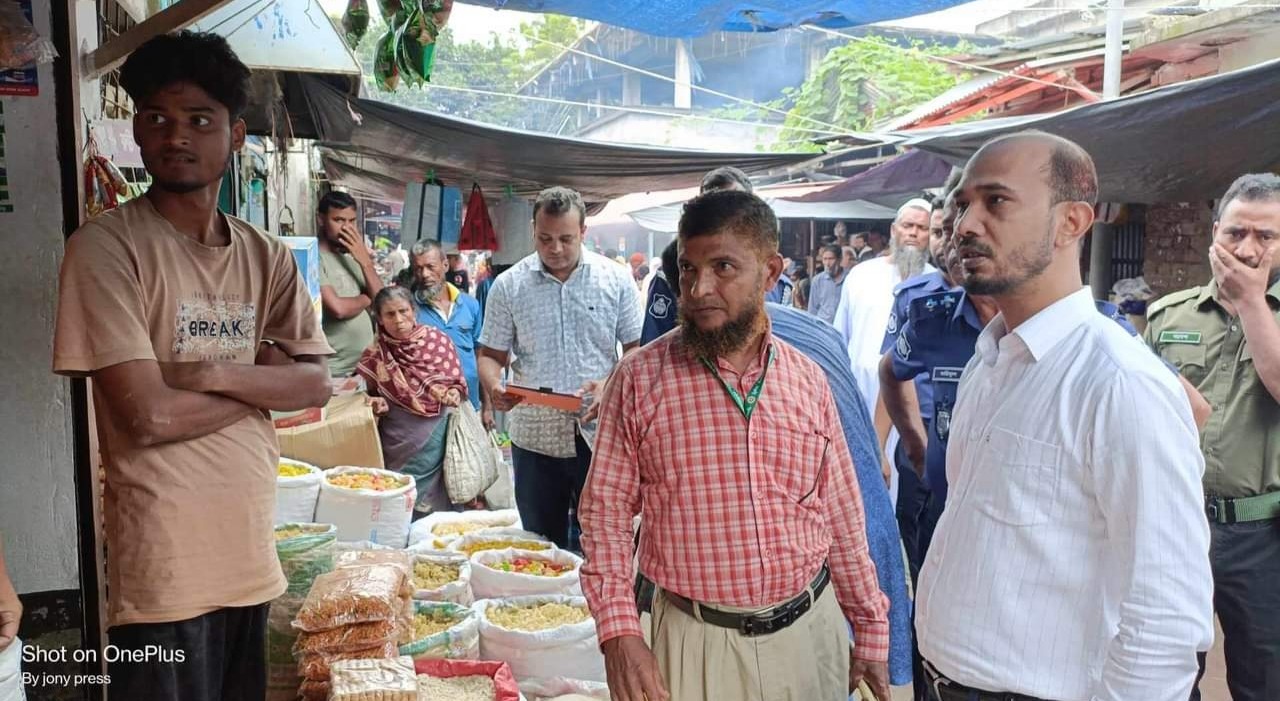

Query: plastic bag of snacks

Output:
[519, 678, 611, 701]
[329, 655, 416, 701]
[0, 0, 57, 70]
[408, 509, 521, 549]
[399, 601, 479, 661]
[414, 658, 521, 701]
[470, 548, 583, 599]
[450, 528, 552, 558]
[475, 596, 605, 682]
[276, 459, 324, 524]
[336, 548, 413, 581]
[275, 523, 338, 598]
[296, 640, 399, 681]
[292, 563, 409, 633]
[299, 678, 330, 701]
[294, 619, 399, 655]
[411, 552, 472, 604]
[315, 467, 416, 547]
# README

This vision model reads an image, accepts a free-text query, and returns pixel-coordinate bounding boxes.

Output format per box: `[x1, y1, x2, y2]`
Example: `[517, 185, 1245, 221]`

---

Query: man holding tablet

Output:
[478, 186, 643, 551]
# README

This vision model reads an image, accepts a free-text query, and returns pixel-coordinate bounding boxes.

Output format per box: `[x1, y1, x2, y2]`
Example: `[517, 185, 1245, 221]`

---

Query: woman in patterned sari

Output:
[357, 286, 468, 518]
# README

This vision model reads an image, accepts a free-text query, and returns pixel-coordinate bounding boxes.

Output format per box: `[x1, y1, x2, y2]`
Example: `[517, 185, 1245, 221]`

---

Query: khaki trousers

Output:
[649, 585, 849, 701]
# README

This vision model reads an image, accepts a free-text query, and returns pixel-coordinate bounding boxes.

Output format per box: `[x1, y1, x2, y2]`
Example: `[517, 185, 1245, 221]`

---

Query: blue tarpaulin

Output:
[460, 1, 971, 37]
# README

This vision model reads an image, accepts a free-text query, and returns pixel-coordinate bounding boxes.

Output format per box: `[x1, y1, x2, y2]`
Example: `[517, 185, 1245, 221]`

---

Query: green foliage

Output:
[775, 35, 971, 150]
[347, 8, 584, 128]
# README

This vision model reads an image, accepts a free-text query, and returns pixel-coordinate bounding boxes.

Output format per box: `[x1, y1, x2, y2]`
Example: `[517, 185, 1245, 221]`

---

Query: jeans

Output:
[1191, 517, 1280, 701]
[109, 604, 268, 701]
[511, 433, 593, 551]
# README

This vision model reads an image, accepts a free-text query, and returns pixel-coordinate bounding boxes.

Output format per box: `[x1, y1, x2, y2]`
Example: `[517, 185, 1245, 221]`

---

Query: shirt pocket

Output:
[1161, 343, 1209, 386]
[759, 423, 827, 506]
[974, 427, 1061, 527]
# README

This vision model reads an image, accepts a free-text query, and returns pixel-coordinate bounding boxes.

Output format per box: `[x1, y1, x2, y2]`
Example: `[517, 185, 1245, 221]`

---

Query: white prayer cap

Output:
[896, 198, 934, 221]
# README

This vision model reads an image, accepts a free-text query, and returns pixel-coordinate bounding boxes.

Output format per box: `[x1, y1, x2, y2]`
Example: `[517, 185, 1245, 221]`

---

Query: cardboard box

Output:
[271, 407, 327, 430]
[277, 393, 384, 469]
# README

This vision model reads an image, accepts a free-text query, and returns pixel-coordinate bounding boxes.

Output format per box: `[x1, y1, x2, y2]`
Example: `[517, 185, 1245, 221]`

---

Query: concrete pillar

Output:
[674, 39, 692, 109]
[622, 72, 641, 107]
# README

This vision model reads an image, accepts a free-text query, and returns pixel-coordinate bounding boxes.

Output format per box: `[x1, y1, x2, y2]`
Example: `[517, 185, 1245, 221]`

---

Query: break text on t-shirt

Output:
[172, 298, 257, 358]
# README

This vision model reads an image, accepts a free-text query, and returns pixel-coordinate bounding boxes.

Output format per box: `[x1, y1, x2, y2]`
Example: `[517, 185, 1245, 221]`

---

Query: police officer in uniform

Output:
[1144, 173, 1280, 701]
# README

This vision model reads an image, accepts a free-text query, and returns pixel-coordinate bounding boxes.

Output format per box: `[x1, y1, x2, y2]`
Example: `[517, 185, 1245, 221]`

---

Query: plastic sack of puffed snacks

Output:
[408, 509, 522, 549]
[275, 459, 324, 524]
[410, 551, 472, 605]
[415, 658, 521, 701]
[449, 528, 552, 558]
[470, 548, 582, 599]
[399, 601, 479, 661]
[274, 523, 338, 598]
[520, 677, 611, 700]
[315, 467, 416, 547]
[474, 595, 604, 683]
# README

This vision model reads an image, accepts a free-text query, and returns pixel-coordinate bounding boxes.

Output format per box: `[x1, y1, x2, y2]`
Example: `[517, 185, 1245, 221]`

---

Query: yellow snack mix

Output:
[487, 602, 589, 632]
[413, 561, 460, 591]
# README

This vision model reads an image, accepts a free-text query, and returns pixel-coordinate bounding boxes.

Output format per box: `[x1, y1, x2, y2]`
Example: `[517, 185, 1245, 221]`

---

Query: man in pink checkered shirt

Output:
[580, 190, 891, 701]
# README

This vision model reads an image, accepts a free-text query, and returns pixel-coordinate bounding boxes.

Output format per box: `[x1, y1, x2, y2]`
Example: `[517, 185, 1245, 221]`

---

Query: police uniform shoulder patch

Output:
[896, 332, 911, 361]
[1147, 287, 1202, 318]
[910, 291, 952, 319]
[649, 293, 673, 320]
[886, 311, 898, 335]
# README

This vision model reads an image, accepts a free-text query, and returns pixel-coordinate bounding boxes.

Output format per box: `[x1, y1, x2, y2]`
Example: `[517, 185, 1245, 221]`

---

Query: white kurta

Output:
[832, 257, 933, 409]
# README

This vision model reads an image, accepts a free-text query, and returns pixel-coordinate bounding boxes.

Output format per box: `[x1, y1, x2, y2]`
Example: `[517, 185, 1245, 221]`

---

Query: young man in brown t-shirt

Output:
[52, 32, 332, 701]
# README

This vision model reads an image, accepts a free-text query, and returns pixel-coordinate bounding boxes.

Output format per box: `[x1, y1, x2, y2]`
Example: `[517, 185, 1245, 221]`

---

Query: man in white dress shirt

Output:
[915, 131, 1214, 701]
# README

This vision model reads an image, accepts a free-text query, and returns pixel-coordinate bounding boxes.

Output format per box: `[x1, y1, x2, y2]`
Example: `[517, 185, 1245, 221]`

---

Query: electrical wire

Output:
[803, 24, 1099, 94]
[393, 82, 852, 137]
[517, 32, 854, 135]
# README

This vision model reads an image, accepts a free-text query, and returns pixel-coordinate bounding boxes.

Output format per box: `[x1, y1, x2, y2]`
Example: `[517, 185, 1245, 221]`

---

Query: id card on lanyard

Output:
[699, 347, 775, 421]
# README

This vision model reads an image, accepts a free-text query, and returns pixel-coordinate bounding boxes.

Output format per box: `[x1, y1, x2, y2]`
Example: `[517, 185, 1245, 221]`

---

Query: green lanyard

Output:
[700, 348, 775, 421]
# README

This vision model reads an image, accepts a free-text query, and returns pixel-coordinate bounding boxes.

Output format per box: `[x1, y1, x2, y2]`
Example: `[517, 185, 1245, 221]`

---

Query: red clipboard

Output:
[503, 383, 583, 412]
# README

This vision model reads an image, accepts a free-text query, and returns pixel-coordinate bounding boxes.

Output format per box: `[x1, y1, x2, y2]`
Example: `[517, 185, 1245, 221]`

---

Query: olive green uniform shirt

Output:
[1144, 279, 1280, 498]
[320, 249, 375, 378]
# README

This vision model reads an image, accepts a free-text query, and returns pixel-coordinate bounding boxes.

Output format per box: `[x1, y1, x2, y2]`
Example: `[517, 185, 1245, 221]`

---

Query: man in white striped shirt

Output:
[916, 131, 1214, 701]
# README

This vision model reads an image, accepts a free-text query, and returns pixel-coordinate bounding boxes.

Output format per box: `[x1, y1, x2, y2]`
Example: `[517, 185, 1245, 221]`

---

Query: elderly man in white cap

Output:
[833, 198, 935, 409]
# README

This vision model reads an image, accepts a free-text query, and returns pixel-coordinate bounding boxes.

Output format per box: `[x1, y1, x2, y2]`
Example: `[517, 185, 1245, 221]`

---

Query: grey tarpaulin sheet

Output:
[301, 77, 818, 204]
[630, 198, 897, 233]
[784, 149, 954, 205]
[896, 57, 1280, 204]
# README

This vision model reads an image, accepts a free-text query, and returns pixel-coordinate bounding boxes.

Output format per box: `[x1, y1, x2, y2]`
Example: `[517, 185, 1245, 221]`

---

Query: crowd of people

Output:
[0, 27, 1274, 701]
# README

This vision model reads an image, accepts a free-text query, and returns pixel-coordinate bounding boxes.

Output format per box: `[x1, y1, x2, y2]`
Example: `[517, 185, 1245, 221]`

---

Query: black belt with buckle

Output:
[924, 661, 1047, 701]
[661, 564, 829, 637]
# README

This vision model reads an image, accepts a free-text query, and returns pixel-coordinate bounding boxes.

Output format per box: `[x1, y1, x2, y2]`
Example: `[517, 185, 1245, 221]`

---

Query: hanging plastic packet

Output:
[341, 0, 370, 50]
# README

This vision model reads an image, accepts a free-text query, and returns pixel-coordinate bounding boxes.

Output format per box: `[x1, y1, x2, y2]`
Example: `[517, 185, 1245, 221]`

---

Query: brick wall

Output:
[1143, 201, 1216, 298]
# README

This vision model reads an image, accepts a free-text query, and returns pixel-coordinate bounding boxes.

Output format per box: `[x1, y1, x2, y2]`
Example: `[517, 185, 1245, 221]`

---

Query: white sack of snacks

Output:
[474, 595, 605, 683]
[519, 677, 612, 701]
[399, 601, 480, 661]
[411, 551, 473, 605]
[470, 548, 583, 599]
[408, 509, 522, 549]
[449, 528, 552, 558]
[275, 459, 324, 525]
[314, 467, 416, 547]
